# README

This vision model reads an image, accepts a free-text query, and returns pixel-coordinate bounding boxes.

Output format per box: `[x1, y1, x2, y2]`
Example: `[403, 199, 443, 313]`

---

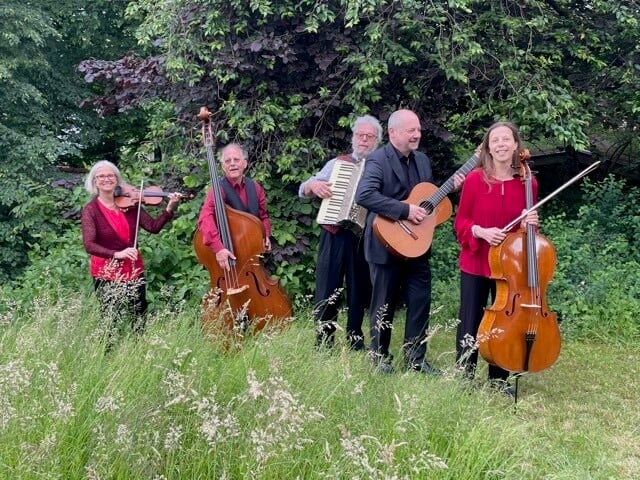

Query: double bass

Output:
[478, 152, 561, 373]
[192, 107, 292, 340]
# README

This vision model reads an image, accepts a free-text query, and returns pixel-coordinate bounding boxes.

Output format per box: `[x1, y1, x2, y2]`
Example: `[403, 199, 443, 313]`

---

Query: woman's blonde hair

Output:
[477, 121, 523, 182]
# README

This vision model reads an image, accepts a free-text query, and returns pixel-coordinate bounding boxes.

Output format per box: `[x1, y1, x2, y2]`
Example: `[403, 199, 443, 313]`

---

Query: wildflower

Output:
[193, 389, 241, 448]
[85, 464, 101, 480]
[243, 370, 324, 464]
[95, 393, 123, 413]
[164, 424, 183, 451]
[115, 423, 132, 452]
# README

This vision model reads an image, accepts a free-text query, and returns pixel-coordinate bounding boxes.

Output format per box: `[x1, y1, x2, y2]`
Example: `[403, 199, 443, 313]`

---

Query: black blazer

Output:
[355, 143, 434, 264]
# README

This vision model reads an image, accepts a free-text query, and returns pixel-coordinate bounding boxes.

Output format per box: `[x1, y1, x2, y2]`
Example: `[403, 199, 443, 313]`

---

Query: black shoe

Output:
[369, 353, 395, 374]
[348, 338, 365, 351]
[501, 385, 516, 398]
[411, 361, 442, 376]
[315, 333, 335, 350]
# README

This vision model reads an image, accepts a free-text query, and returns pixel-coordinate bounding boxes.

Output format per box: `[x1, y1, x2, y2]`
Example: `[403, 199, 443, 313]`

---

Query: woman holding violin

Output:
[453, 122, 539, 396]
[81, 160, 182, 338]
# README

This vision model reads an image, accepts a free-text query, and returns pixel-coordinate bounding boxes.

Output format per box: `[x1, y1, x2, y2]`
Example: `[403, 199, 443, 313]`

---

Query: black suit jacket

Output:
[355, 143, 434, 264]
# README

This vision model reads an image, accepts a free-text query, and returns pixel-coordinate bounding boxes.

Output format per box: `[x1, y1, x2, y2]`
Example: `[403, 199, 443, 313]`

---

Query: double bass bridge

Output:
[227, 285, 249, 296]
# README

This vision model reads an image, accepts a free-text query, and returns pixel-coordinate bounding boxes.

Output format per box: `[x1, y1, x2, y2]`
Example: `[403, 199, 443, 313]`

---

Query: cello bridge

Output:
[520, 303, 540, 309]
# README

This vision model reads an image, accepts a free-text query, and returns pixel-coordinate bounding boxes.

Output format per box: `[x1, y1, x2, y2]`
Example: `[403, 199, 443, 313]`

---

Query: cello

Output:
[192, 106, 292, 340]
[478, 151, 561, 373]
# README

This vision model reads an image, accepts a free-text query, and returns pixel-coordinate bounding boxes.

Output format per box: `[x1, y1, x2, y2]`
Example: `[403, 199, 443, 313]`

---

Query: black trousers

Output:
[314, 228, 371, 346]
[94, 277, 148, 334]
[368, 256, 431, 366]
[456, 271, 509, 381]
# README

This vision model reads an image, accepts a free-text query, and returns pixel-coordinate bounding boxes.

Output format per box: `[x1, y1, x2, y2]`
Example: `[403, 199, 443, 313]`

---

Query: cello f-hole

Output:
[505, 293, 520, 316]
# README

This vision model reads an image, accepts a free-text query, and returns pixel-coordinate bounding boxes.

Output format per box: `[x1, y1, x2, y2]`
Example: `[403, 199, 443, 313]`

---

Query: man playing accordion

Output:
[299, 115, 383, 350]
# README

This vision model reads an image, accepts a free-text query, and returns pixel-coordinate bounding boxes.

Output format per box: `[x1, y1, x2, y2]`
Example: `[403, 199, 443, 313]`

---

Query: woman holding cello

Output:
[81, 160, 182, 339]
[453, 122, 539, 396]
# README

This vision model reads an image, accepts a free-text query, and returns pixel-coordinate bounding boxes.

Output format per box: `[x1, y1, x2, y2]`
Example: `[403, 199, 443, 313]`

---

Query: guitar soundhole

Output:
[423, 202, 435, 214]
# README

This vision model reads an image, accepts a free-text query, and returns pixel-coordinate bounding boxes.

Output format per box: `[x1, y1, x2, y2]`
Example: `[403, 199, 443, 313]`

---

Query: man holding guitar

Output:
[356, 109, 465, 374]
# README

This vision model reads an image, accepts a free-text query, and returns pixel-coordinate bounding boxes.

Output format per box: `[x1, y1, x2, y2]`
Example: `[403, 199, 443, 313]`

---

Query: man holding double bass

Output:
[194, 127, 291, 335]
[197, 143, 272, 268]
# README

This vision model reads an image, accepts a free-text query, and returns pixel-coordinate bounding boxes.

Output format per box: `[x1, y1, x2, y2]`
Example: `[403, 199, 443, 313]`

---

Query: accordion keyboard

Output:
[316, 158, 367, 233]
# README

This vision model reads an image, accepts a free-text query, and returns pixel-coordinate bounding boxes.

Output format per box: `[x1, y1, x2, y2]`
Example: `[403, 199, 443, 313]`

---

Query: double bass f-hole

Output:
[213, 263, 272, 298]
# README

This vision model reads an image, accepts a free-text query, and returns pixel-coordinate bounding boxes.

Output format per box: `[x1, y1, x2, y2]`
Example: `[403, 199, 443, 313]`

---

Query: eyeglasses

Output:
[96, 174, 116, 180]
[222, 157, 245, 165]
[354, 132, 377, 140]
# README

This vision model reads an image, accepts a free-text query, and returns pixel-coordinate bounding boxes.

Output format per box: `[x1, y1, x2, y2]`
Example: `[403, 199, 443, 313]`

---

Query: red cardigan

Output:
[454, 168, 538, 277]
[81, 197, 174, 260]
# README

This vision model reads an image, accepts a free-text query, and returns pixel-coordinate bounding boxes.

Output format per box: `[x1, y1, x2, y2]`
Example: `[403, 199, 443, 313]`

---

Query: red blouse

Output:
[454, 168, 538, 277]
[81, 197, 174, 281]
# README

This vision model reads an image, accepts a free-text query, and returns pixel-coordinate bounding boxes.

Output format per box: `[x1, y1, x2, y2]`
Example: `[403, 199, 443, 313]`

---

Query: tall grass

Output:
[1, 290, 639, 479]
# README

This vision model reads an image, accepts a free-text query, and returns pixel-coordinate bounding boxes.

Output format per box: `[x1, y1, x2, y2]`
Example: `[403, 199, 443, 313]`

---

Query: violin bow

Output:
[501, 161, 601, 232]
[133, 178, 144, 250]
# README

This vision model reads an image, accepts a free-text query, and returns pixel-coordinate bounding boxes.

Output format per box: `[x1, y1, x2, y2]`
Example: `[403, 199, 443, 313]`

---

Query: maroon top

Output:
[454, 168, 538, 277]
[81, 197, 174, 279]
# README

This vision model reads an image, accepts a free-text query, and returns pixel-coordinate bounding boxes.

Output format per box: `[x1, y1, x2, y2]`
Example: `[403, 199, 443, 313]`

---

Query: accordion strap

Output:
[336, 154, 356, 164]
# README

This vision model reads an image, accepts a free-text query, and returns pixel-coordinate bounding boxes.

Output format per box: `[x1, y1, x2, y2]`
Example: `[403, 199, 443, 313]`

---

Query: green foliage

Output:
[0, 0, 141, 281]
[543, 175, 640, 342]
[0, 2, 64, 280]
[430, 220, 460, 285]
[114, 0, 640, 151]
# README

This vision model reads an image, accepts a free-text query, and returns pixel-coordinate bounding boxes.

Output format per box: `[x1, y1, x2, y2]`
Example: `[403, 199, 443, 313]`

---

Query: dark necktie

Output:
[402, 153, 419, 187]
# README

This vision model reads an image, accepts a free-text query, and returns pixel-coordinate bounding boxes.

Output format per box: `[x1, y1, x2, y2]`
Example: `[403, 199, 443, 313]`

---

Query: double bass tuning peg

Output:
[197, 106, 212, 122]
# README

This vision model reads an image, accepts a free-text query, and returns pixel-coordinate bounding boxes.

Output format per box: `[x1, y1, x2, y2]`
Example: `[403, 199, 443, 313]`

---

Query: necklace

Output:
[98, 197, 118, 210]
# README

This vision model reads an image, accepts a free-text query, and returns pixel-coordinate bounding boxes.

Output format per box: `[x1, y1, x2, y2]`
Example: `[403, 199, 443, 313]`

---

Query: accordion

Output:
[316, 157, 367, 234]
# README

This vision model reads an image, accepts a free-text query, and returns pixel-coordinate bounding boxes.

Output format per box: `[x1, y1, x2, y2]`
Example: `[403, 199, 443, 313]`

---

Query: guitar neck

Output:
[427, 154, 479, 206]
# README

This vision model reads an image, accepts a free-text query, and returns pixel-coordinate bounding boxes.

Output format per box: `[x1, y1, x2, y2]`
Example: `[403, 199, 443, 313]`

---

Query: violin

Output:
[478, 150, 562, 374]
[114, 184, 192, 210]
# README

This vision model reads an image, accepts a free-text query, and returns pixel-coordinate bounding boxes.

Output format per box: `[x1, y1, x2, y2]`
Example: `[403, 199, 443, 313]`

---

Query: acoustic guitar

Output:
[373, 153, 479, 259]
